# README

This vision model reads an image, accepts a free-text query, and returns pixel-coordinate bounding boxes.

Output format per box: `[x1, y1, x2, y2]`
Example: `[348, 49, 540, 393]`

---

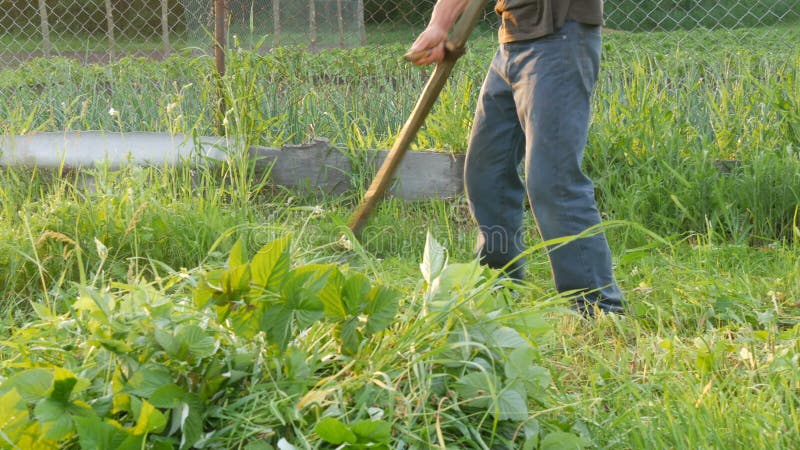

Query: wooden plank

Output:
[273, 0, 281, 46]
[161, 0, 171, 55]
[337, 0, 345, 48]
[309, 0, 317, 50]
[104, 0, 116, 61]
[38, 0, 51, 57]
[357, 0, 366, 46]
[214, 0, 227, 134]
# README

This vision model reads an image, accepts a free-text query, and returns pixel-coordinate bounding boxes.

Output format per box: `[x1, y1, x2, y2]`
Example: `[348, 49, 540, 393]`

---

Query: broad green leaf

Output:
[490, 326, 527, 349]
[505, 346, 537, 381]
[227, 301, 266, 339]
[150, 384, 187, 409]
[50, 368, 78, 404]
[495, 382, 528, 421]
[505, 347, 552, 393]
[315, 417, 357, 445]
[505, 309, 552, 336]
[338, 317, 361, 356]
[428, 260, 483, 310]
[116, 434, 147, 450]
[364, 287, 399, 335]
[221, 263, 252, 298]
[453, 372, 499, 409]
[194, 269, 225, 309]
[421, 231, 446, 284]
[34, 399, 76, 440]
[13, 421, 59, 450]
[251, 236, 292, 292]
[177, 325, 217, 359]
[540, 431, 586, 450]
[260, 304, 294, 350]
[522, 420, 541, 450]
[319, 269, 346, 321]
[73, 416, 131, 450]
[31, 302, 55, 320]
[285, 349, 311, 380]
[342, 273, 371, 313]
[178, 394, 204, 450]
[97, 338, 133, 354]
[72, 293, 100, 314]
[227, 239, 247, 268]
[74, 288, 114, 322]
[133, 400, 167, 435]
[350, 420, 392, 443]
[526, 366, 551, 390]
[439, 261, 483, 292]
[0, 389, 29, 443]
[283, 264, 334, 317]
[155, 328, 180, 356]
[261, 264, 332, 348]
[90, 396, 113, 418]
[126, 366, 174, 397]
[0, 369, 53, 403]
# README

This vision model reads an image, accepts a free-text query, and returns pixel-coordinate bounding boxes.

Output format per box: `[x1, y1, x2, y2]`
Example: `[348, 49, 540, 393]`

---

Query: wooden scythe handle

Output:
[348, 0, 485, 236]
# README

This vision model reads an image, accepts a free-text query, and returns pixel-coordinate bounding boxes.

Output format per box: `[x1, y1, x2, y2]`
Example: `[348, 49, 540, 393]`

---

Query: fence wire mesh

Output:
[1, 1, 798, 66]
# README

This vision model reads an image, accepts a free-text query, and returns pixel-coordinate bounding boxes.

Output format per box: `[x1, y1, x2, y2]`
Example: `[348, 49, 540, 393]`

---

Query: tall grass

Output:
[3, 27, 798, 244]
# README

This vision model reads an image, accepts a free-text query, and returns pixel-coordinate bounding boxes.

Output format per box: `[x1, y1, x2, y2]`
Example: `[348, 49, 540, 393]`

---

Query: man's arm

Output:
[407, 0, 469, 66]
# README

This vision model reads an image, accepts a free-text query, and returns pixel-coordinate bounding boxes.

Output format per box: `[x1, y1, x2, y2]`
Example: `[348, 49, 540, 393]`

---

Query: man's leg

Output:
[510, 21, 625, 313]
[464, 47, 527, 279]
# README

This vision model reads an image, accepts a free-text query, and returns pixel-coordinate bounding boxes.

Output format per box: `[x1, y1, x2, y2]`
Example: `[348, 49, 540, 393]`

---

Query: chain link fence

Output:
[1, 1, 799, 66]
[0, 1, 209, 65]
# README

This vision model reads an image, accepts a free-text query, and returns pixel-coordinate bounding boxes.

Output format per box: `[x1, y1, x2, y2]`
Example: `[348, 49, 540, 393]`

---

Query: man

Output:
[408, 0, 624, 314]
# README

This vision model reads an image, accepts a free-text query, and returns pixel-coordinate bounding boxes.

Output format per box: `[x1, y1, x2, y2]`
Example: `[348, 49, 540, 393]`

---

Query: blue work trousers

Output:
[464, 20, 624, 313]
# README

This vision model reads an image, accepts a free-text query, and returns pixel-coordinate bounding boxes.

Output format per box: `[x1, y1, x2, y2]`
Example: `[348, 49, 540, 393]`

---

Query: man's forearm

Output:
[427, 0, 470, 33]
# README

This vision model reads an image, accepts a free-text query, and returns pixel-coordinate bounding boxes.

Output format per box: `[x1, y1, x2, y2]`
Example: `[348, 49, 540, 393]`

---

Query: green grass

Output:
[2, 25, 800, 449]
[2, 26, 798, 243]
[1, 163, 799, 447]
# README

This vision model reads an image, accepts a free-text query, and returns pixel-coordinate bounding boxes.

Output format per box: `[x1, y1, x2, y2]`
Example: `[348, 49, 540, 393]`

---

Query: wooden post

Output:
[272, 0, 281, 46]
[357, 0, 366, 46]
[336, 0, 345, 48]
[309, 0, 316, 49]
[38, 0, 51, 57]
[215, 0, 227, 134]
[104, 0, 116, 61]
[161, 0, 171, 55]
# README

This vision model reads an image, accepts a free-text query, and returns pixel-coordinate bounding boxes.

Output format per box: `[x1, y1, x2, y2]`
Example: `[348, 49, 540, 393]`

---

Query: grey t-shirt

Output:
[495, 0, 603, 43]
